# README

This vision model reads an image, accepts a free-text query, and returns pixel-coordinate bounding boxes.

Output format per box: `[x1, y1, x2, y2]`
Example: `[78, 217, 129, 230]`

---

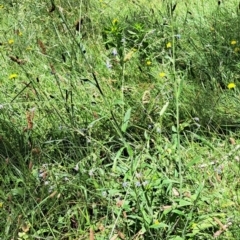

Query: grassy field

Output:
[1, 0, 240, 239]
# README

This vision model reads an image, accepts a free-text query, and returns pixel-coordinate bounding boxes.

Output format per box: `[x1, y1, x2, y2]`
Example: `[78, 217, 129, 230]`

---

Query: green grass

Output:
[1, 0, 240, 239]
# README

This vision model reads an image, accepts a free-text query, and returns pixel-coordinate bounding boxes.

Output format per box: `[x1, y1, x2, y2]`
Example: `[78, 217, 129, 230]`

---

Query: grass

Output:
[1, 0, 240, 239]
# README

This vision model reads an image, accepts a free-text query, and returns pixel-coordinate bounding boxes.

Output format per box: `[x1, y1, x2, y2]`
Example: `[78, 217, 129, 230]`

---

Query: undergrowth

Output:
[0, 0, 240, 239]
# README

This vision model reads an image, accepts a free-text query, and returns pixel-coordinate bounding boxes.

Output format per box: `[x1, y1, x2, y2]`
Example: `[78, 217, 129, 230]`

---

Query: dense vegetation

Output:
[1, 0, 240, 239]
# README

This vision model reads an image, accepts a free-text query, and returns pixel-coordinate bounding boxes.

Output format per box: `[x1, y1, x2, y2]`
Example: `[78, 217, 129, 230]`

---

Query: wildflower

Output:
[0, 105, 4, 109]
[89, 169, 94, 176]
[159, 72, 166, 78]
[0, 5, 4, 9]
[166, 42, 171, 48]
[106, 59, 112, 69]
[102, 191, 107, 197]
[112, 48, 118, 56]
[9, 73, 18, 79]
[18, 31, 23, 36]
[234, 47, 240, 53]
[227, 82, 236, 89]
[74, 163, 79, 171]
[8, 39, 14, 44]
[146, 60, 152, 66]
[231, 40, 237, 45]
[29, 107, 36, 112]
[154, 219, 160, 225]
[112, 19, 118, 25]
[135, 181, 141, 187]
[175, 34, 181, 39]
[214, 166, 222, 174]
[191, 222, 198, 229]
[142, 180, 149, 186]
[121, 38, 126, 44]
[122, 182, 129, 188]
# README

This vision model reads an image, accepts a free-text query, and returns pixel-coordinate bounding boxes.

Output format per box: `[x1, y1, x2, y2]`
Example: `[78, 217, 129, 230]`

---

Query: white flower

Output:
[89, 169, 94, 176]
[74, 163, 79, 171]
[135, 181, 141, 187]
[142, 181, 149, 186]
[106, 60, 112, 69]
[112, 48, 118, 56]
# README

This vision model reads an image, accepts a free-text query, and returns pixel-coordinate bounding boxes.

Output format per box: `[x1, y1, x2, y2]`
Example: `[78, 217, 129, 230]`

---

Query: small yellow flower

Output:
[112, 19, 118, 25]
[0, 5, 4, 9]
[146, 60, 152, 66]
[234, 47, 240, 53]
[191, 222, 198, 229]
[159, 72, 166, 78]
[231, 40, 237, 45]
[227, 82, 236, 89]
[9, 73, 18, 79]
[166, 42, 171, 48]
[8, 39, 14, 44]
[18, 31, 23, 36]
[154, 219, 160, 225]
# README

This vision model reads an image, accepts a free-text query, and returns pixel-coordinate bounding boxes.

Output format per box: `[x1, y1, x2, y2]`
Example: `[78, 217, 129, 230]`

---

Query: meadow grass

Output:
[1, 0, 240, 239]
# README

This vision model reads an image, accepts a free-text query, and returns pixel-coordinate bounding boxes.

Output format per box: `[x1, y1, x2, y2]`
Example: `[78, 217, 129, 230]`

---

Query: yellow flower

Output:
[159, 72, 166, 78]
[166, 42, 171, 48]
[231, 40, 237, 45]
[18, 31, 23, 36]
[0, 5, 4, 9]
[234, 47, 240, 53]
[154, 219, 160, 225]
[112, 19, 118, 25]
[8, 39, 14, 44]
[9, 73, 18, 79]
[191, 222, 198, 229]
[227, 83, 236, 89]
[146, 60, 152, 66]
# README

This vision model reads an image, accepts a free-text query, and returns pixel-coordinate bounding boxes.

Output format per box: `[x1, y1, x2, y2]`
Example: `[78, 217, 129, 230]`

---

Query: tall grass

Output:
[0, 0, 240, 239]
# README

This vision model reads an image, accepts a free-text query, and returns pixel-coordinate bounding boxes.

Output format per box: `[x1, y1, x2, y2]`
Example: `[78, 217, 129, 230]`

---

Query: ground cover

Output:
[0, 0, 240, 239]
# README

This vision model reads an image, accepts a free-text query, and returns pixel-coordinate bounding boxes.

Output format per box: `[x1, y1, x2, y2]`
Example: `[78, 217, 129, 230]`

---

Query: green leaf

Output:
[172, 209, 185, 216]
[127, 30, 137, 35]
[177, 199, 193, 207]
[169, 237, 185, 240]
[121, 108, 131, 133]
[159, 101, 169, 116]
[150, 222, 169, 229]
